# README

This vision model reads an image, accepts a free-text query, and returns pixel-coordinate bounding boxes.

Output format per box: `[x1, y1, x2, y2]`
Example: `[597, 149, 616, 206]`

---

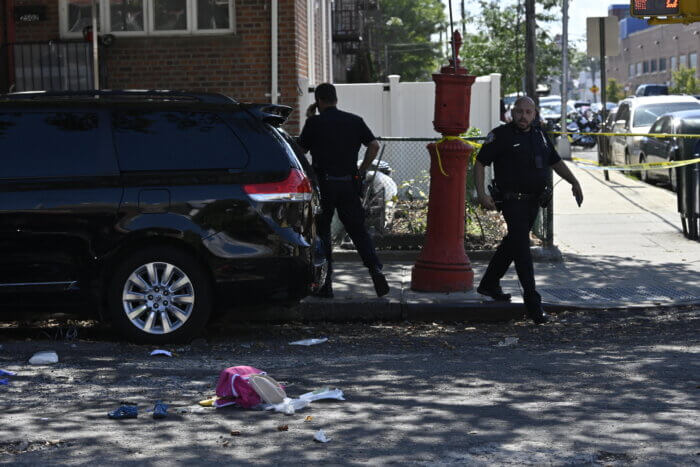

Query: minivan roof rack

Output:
[1, 90, 238, 105]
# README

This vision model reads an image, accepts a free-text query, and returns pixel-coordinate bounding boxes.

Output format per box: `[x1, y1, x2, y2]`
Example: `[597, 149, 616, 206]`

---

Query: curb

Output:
[334, 246, 563, 263]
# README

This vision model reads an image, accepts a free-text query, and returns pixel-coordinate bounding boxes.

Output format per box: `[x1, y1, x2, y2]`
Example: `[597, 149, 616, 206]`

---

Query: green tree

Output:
[669, 67, 698, 95]
[372, 0, 446, 81]
[606, 78, 623, 103]
[459, 1, 569, 95]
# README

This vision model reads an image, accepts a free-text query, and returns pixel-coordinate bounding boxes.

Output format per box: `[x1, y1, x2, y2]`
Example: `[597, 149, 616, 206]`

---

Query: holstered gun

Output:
[538, 186, 553, 208]
[487, 184, 503, 211]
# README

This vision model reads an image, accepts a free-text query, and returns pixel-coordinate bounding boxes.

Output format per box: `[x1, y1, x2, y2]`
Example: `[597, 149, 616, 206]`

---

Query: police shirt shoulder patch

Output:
[483, 131, 496, 145]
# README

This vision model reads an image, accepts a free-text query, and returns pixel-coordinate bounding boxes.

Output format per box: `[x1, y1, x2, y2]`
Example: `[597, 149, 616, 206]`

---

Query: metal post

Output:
[600, 17, 610, 181]
[448, 0, 456, 73]
[525, 0, 536, 103]
[551, 0, 569, 248]
[599, 17, 607, 123]
[91, 0, 99, 90]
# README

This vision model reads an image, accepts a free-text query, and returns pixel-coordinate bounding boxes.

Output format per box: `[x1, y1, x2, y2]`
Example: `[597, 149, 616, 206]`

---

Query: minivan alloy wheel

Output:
[122, 262, 195, 334]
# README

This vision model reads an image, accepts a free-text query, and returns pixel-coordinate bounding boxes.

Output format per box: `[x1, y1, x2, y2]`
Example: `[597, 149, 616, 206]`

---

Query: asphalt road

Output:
[1, 305, 698, 465]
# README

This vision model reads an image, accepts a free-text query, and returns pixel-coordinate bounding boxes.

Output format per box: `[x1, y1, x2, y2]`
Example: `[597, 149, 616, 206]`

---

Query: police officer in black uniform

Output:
[474, 96, 583, 324]
[298, 83, 389, 298]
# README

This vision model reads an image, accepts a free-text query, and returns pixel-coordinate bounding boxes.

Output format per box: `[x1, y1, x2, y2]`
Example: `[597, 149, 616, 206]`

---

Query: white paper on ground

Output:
[150, 349, 173, 357]
[289, 338, 328, 346]
[265, 397, 310, 414]
[28, 351, 59, 365]
[299, 387, 345, 402]
[314, 429, 331, 443]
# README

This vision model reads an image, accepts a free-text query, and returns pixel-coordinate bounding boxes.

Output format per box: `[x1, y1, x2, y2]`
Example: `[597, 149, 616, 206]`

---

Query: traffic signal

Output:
[631, 0, 700, 24]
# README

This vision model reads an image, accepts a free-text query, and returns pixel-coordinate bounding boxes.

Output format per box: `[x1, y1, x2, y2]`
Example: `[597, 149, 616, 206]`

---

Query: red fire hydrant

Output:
[411, 31, 476, 292]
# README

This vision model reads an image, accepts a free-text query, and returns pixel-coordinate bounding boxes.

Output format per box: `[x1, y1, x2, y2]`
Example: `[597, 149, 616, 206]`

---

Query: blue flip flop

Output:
[108, 405, 138, 419]
[153, 401, 168, 419]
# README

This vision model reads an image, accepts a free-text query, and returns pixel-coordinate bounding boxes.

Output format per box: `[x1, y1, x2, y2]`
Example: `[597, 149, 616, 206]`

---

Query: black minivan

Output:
[0, 90, 325, 343]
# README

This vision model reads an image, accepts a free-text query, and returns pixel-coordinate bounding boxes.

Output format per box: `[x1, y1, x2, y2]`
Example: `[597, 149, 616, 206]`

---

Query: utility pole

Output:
[91, 0, 99, 89]
[461, 0, 466, 38]
[525, 0, 537, 103]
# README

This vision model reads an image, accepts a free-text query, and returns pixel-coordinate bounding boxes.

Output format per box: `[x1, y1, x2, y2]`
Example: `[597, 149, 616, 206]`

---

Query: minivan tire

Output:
[107, 246, 213, 344]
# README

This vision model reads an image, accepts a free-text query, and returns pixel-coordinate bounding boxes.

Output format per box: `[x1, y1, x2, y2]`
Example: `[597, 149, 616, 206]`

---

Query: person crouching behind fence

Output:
[297, 83, 389, 299]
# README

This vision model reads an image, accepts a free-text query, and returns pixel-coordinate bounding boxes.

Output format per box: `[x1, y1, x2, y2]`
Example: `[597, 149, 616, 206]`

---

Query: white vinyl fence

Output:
[298, 74, 501, 195]
[299, 73, 501, 138]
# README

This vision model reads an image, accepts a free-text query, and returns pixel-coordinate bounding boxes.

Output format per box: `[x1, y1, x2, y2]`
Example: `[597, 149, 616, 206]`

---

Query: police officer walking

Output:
[474, 96, 583, 324]
[298, 83, 389, 298]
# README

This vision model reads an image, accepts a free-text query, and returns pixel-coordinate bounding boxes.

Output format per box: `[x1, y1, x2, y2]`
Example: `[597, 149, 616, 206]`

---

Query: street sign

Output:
[590, 85, 599, 94]
[586, 17, 620, 57]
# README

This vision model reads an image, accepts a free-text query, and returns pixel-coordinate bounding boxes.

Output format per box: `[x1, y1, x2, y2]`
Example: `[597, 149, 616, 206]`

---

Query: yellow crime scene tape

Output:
[433, 136, 483, 177]
[548, 131, 700, 171]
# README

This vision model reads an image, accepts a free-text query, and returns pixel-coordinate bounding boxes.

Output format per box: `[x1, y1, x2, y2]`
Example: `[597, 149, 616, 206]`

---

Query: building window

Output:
[109, 1, 146, 33]
[671, 56, 677, 70]
[59, 0, 235, 38]
[643, 61, 649, 73]
[629, 64, 635, 77]
[650, 59, 657, 72]
[659, 57, 666, 71]
[636, 62, 642, 75]
[690, 53, 698, 70]
[680, 54, 687, 68]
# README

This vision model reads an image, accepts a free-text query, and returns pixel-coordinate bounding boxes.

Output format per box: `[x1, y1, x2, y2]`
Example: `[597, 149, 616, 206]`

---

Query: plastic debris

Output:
[497, 337, 519, 347]
[0, 369, 16, 376]
[0, 379, 8, 385]
[249, 374, 286, 404]
[153, 401, 168, 419]
[299, 387, 345, 402]
[199, 397, 217, 407]
[314, 430, 331, 443]
[28, 351, 59, 365]
[268, 397, 311, 415]
[108, 405, 138, 419]
[264, 387, 344, 415]
[150, 349, 173, 357]
[289, 338, 328, 346]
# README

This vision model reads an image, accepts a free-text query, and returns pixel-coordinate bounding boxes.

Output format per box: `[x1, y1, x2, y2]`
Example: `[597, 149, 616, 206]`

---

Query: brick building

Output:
[0, 0, 333, 130]
[603, 5, 700, 95]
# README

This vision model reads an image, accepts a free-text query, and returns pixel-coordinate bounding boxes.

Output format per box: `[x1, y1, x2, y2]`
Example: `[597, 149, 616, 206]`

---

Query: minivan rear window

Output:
[0, 111, 105, 178]
[112, 110, 249, 171]
[633, 102, 700, 127]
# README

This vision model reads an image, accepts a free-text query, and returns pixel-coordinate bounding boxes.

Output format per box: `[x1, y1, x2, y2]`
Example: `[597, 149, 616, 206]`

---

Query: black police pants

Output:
[317, 180, 381, 277]
[479, 199, 541, 305]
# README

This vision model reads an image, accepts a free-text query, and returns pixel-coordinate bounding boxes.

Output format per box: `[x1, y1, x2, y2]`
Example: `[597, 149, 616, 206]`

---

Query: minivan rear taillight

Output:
[243, 168, 313, 202]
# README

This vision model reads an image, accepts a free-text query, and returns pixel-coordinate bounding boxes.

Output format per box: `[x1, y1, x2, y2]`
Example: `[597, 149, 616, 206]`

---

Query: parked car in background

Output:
[591, 102, 617, 113]
[635, 84, 669, 96]
[539, 101, 575, 128]
[0, 90, 325, 343]
[609, 95, 700, 168]
[638, 109, 700, 191]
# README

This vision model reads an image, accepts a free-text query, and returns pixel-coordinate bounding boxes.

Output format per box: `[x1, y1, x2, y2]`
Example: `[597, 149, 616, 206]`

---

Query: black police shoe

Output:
[525, 305, 549, 325]
[311, 281, 333, 299]
[476, 284, 512, 302]
[369, 269, 390, 297]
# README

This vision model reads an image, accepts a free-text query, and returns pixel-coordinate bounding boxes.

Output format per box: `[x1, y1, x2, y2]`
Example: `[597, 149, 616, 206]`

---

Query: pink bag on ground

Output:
[214, 365, 266, 408]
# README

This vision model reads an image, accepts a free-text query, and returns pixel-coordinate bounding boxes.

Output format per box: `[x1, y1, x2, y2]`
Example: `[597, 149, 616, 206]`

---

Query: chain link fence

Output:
[355, 137, 551, 249]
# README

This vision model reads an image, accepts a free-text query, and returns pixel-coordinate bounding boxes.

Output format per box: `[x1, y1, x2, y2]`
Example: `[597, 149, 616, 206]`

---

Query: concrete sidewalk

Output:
[247, 150, 700, 323]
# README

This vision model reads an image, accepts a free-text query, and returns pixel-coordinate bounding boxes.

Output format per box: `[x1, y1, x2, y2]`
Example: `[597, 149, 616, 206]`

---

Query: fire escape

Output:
[332, 0, 378, 82]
